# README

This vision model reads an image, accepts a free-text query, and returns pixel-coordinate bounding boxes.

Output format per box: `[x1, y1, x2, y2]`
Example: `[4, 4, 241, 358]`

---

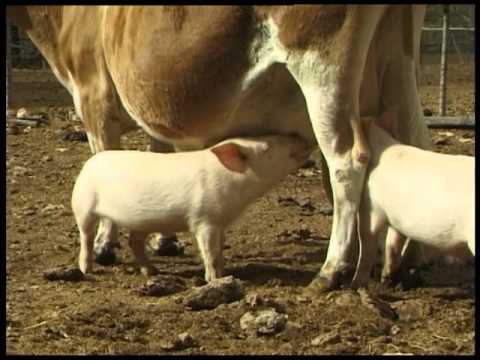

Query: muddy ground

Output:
[6, 54, 475, 355]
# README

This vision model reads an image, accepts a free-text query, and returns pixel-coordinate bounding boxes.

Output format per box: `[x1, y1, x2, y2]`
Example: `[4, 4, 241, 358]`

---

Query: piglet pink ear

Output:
[379, 109, 399, 139]
[210, 143, 248, 173]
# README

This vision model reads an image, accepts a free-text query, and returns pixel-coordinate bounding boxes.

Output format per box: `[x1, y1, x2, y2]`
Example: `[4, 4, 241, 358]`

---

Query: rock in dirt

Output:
[41, 204, 65, 214]
[277, 227, 323, 245]
[245, 293, 287, 313]
[22, 206, 37, 216]
[136, 276, 186, 297]
[277, 195, 299, 207]
[357, 288, 398, 321]
[13, 166, 31, 177]
[311, 331, 342, 346]
[161, 332, 199, 351]
[433, 136, 449, 145]
[240, 308, 287, 336]
[391, 299, 433, 321]
[390, 324, 401, 335]
[16, 108, 31, 119]
[183, 276, 244, 310]
[43, 267, 85, 282]
[277, 196, 316, 214]
[16, 108, 45, 122]
[327, 290, 362, 307]
[297, 198, 316, 213]
[438, 131, 455, 137]
[63, 130, 88, 142]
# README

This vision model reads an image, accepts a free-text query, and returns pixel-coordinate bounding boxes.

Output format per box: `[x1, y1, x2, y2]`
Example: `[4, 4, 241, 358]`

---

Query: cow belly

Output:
[102, 7, 315, 149]
[112, 58, 314, 150]
[222, 64, 316, 146]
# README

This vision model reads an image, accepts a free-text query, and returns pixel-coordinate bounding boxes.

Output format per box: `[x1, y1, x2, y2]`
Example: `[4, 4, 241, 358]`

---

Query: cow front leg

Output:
[351, 200, 385, 289]
[147, 138, 185, 256]
[287, 77, 370, 292]
[284, 60, 372, 291]
[313, 138, 369, 291]
[317, 151, 334, 215]
[278, 5, 385, 292]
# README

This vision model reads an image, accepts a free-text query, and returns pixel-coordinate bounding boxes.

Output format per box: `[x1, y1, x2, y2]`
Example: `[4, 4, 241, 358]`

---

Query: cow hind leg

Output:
[288, 76, 370, 292]
[351, 205, 384, 289]
[128, 231, 158, 276]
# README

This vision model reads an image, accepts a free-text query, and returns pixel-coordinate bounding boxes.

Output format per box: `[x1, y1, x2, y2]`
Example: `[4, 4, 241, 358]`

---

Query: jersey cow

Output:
[7, 5, 432, 291]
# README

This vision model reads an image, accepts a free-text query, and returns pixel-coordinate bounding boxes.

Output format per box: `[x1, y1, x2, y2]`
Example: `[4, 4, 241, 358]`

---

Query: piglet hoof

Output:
[151, 236, 185, 257]
[94, 250, 117, 266]
[399, 268, 425, 290]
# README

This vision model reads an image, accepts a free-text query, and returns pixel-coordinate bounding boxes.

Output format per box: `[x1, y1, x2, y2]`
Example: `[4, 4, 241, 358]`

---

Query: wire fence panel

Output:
[420, 5, 474, 123]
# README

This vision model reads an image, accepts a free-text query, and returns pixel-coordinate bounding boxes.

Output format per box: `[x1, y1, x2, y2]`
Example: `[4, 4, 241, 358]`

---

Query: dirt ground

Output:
[6, 54, 475, 355]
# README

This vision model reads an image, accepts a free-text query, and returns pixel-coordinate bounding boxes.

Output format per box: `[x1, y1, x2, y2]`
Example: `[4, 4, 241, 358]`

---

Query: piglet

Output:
[352, 111, 475, 288]
[71, 135, 311, 281]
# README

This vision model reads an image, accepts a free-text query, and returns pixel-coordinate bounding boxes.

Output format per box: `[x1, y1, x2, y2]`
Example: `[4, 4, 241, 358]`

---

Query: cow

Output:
[7, 5, 432, 292]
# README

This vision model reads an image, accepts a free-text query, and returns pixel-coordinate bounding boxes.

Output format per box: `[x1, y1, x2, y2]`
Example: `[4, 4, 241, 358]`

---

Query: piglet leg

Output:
[195, 225, 225, 282]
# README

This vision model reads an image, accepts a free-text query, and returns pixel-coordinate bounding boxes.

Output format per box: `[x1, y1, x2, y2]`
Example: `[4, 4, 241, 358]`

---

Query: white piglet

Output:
[71, 135, 310, 281]
[352, 111, 475, 288]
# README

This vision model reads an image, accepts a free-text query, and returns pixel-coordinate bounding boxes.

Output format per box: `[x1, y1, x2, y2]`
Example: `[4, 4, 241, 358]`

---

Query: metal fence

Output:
[420, 4, 475, 126]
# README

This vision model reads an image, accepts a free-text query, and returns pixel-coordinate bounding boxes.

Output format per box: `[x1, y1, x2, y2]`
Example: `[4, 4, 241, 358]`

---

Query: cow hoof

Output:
[306, 275, 340, 293]
[307, 264, 356, 293]
[94, 250, 117, 266]
[151, 236, 185, 257]
[380, 275, 397, 288]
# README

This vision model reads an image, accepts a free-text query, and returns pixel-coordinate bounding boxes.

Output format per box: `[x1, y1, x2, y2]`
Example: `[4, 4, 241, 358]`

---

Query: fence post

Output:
[6, 21, 12, 111]
[438, 4, 450, 116]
